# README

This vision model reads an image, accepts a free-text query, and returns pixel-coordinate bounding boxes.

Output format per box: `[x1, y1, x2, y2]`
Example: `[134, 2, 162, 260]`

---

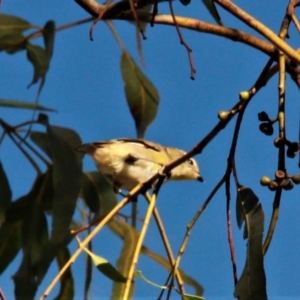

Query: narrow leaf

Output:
[80, 172, 101, 213]
[141, 246, 204, 296]
[236, 186, 259, 231]
[234, 187, 267, 300]
[182, 294, 205, 300]
[26, 43, 49, 87]
[47, 125, 82, 244]
[83, 247, 127, 283]
[85, 172, 117, 217]
[53, 247, 74, 300]
[0, 14, 33, 53]
[0, 162, 12, 224]
[110, 219, 139, 299]
[0, 221, 21, 274]
[43, 20, 55, 58]
[135, 270, 167, 289]
[0, 99, 56, 111]
[26, 20, 55, 88]
[201, 0, 222, 25]
[121, 51, 160, 138]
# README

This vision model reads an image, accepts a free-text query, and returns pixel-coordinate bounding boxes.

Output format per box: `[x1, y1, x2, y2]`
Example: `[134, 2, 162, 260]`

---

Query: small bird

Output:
[77, 138, 203, 191]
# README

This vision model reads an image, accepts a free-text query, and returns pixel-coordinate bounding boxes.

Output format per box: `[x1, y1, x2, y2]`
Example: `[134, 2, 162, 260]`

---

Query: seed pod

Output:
[268, 180, 278, 191]
[258, 111, 270, 122]
[218, 111, 230, 121]
[282, 180, 294, 191]
[260, 176, 271, 186]
[239, 91, 250, 101]
[259, 123, 274, 136]
[291, 174, 300, 184]
[275, 170, 285, 180]
[280, 179, 290, 188]
[274, 137, 284, 148]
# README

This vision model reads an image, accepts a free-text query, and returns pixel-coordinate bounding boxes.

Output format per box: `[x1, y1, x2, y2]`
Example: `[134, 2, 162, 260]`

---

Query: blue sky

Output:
[1, 0, 300, 299]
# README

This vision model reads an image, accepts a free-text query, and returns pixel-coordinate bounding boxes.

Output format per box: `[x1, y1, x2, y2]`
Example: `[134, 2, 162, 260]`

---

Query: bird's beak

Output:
[197, 175, 204, 182]
[76, 144, 95, 154]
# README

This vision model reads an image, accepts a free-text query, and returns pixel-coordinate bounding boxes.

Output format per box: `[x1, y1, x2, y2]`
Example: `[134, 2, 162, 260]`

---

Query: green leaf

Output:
[0, 162, 12, 224]
[26, 43, 50, 87]
[0, 221, 22, 274]
[86, 172, 117, 217]
[236, 186, 259, 231]
[121, 50, 160, 138]
[182, 294, 205, 300]
[234, 188, 267, 300]
[201, 0, 222, 25]
[53, 247, 74, 300]
[26, 20, 55, 88]
[110, 219, 139, 299]
[135, 270, 167, 289]
[0, 99, 56, 112]
[0, 14, 33, 53]
[141, 246, 204, 296]
[4, 171, 54, 223]
[80, 172, 101, 213]
[47, 125, 82, 244]
[43, 20, 55, 58]
[83, 247, 127, 283]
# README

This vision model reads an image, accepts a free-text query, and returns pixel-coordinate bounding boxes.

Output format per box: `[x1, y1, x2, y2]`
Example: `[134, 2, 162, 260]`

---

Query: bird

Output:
[77, 138, 203, 191]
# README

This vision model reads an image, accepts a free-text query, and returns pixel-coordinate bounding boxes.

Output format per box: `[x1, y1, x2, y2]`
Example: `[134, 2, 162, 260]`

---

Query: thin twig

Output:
[123, 179, 164, 299]
[144, 192, 185, 297]
[40, 183, 145, 299]
[168, 0, 196, 79]
[214, 0, 300, 64]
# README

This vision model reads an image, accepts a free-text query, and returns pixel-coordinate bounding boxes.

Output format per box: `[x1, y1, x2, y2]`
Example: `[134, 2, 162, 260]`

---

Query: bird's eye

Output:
[188, 159, 194, 165]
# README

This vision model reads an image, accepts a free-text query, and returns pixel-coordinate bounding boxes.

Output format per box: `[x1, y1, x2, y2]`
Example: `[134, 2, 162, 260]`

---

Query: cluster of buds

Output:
[260, 170, 300, 191]
[258, 111, 274, 136]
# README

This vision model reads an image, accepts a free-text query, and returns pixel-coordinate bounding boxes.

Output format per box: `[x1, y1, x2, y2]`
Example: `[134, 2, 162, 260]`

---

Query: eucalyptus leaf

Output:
[0, 162, 12, 224]
[0, 14, 33, 53]
[0, 221, 22, 274]
[83, 247, 127, 283]
[234, 188, 267, 300]
[121, 50, 160, 138]
[26, 20, 55, 89]
[0, 99, 56, 112]
[201, 0, 222, 25]
[53, 247, 74, 300]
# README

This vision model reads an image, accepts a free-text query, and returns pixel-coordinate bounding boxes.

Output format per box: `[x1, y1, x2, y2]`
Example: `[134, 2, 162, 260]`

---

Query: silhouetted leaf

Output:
[53, 247, 74, 300]
[26, 20, 55, 88]
[201, 0, 222, 25]
[21, 208, 48, 263]
[180, 0, 191, 6]
[30, 125, 82, 284]
[86, 172, 117, 217]
[26, 43, 49, 87]
[234, 188, 267, 300]
[0, 99, 56, 111]
[47, 125, 82, 244]
[236, 186, 259, 229]
[80, 172, 101, 213]
[0, 162, 12, 224]
[0, 14, 32, 53]
[121, 50, 160, 138]
[12, 173, 52, 299]
[110, 219, 138, 299]
[4, 171, 54, 223]
[0, 221, 21, 274]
